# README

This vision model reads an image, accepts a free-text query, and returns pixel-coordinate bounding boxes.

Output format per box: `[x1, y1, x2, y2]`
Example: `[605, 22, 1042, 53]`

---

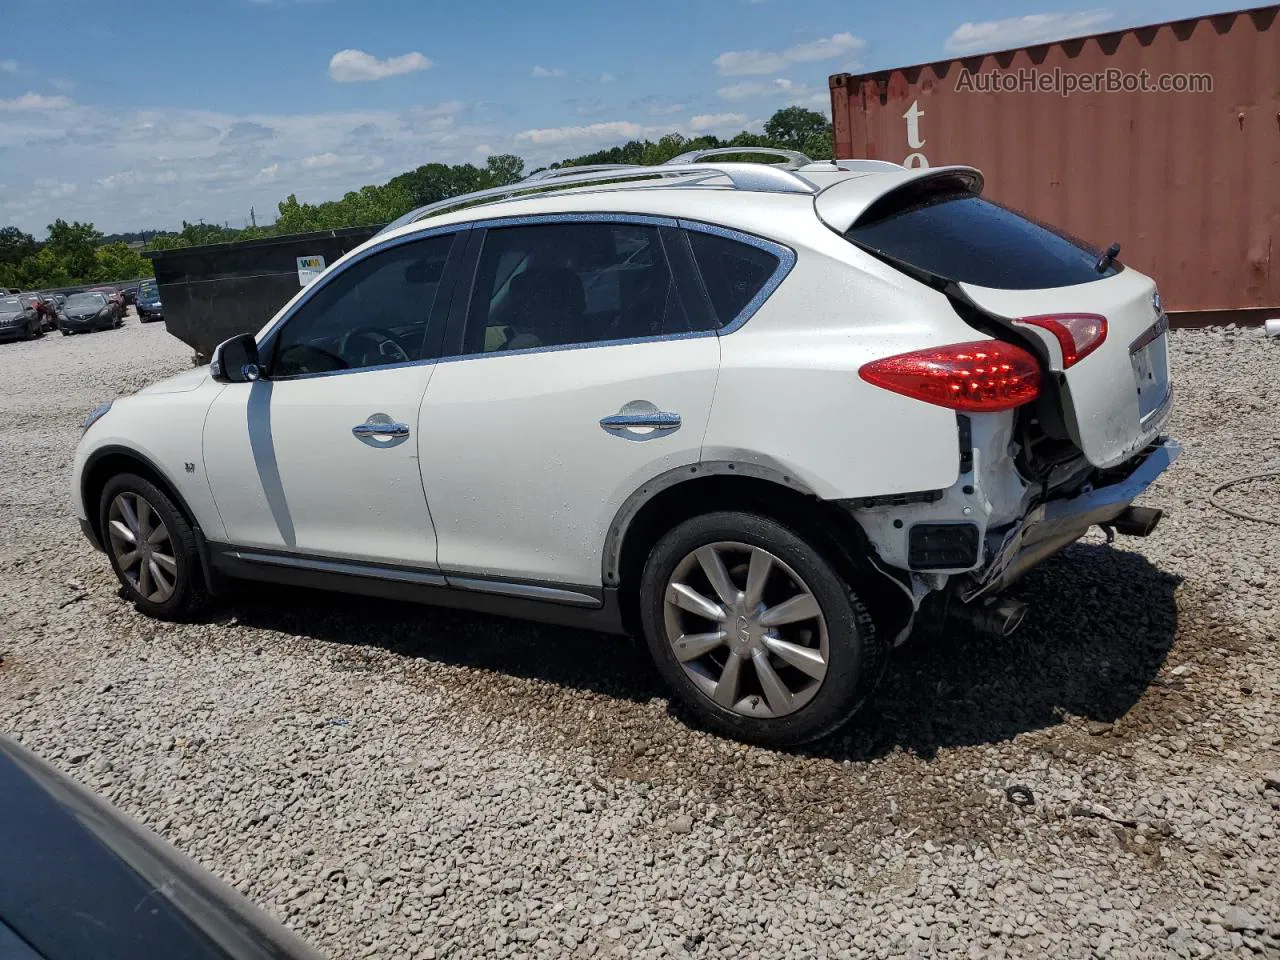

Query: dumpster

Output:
[144, 225, 382, 361]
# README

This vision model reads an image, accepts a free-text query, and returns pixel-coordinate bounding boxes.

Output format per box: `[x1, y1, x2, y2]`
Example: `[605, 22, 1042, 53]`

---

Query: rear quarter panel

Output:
[704, 233, 983, 500]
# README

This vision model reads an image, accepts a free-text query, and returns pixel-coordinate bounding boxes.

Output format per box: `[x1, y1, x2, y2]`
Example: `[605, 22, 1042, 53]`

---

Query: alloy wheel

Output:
[662, 541, 829, 718]
[107, 492, 178, 603]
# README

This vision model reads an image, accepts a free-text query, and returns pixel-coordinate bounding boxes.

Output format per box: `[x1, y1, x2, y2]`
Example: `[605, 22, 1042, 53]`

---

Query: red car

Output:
[88, 287, 126, 319]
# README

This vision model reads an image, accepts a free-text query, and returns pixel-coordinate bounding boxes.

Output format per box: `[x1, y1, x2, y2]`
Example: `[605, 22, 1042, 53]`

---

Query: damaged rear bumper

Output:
[966, 438, 1180, 598]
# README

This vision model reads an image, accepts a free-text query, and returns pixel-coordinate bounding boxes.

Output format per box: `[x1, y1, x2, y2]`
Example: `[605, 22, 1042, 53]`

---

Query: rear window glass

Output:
[846, 187, 1117, 290]
[687, 231, 780, 327]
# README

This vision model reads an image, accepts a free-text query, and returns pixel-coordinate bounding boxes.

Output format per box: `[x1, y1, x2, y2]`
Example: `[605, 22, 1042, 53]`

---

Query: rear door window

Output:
[461, 220, 699, 355]
[846, 186, 1117, 290]
[687, 231, 780, 327]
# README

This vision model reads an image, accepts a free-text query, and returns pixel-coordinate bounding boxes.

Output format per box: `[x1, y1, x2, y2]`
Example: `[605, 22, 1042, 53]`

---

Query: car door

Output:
[417, 216, 722, 591]
[203, 229, 462, 567]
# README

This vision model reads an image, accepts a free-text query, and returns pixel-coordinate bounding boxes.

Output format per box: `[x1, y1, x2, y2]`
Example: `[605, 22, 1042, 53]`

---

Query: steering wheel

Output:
[338, 326, 411, 367]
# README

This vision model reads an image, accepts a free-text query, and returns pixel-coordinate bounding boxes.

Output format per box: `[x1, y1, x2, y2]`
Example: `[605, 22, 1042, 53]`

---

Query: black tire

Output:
[61, 329, 70, 336]
[639, 511, 886, 748]
[98, 473, 207, 621]
[25, 318, 39, 340]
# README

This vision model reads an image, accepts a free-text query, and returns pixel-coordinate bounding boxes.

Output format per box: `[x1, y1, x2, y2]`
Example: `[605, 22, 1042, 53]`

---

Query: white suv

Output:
[72, 150, 1178, 747]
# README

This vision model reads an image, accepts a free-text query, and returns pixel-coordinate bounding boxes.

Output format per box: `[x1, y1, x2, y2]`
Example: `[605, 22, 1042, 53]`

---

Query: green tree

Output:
[45, 219, 102, 279]
[763, 107, 830, 152]
[483, 154, 525, 187]
[93, 242, 152, 282]
[0, 226, 39, 267]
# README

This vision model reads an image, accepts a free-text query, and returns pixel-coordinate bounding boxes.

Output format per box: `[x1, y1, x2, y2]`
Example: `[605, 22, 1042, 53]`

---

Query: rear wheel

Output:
[99, 474, 206, 621]
[639, 511, 885, 748]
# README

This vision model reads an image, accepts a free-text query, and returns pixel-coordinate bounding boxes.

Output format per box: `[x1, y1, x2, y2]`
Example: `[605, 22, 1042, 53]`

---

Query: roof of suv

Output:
[377, 154, 986, 245]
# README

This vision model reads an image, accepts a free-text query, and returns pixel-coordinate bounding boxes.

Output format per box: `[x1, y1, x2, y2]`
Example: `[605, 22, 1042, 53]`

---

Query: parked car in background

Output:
[0, 295, 44, 341]
[121, 285, 140, 307]
[70, 152, 1178, 747]
[89, 287, 126, 316]
[60, 292, 121, 335]
[29, 294, 63, 332]
[0, 734, 326, 960]
[135, 279, 163, 323]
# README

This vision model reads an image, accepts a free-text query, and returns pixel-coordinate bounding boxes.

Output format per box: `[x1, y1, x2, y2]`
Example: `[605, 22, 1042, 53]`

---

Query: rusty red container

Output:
[830, 5, 1279, 319]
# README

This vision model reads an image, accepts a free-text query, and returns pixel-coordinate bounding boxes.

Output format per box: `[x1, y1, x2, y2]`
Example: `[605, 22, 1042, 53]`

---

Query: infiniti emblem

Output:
[1152, 291, 1163, 317]
[736, 616, 751, 641]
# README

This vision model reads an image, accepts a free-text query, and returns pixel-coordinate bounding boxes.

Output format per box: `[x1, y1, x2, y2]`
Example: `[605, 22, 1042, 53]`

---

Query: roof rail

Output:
[521, 163, 636, 183]
[375, 162, 817, 236]
[665, 147, 814, 169]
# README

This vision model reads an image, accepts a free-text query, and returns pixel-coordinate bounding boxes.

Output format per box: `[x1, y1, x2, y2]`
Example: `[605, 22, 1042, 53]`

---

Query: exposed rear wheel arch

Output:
[610, 468, 911, 641]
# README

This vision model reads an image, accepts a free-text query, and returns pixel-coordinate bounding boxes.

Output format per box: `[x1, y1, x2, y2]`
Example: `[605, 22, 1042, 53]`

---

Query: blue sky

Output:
[0, 0, 1225, 234]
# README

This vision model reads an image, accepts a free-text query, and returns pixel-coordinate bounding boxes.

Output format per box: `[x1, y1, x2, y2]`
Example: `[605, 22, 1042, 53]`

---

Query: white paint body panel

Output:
[419, 337, 719, 585]
[959, 267, 1170, 468]
[72, 377, 227, 533]
[704, 215, 978, 499]
[202, 366, 439, 565]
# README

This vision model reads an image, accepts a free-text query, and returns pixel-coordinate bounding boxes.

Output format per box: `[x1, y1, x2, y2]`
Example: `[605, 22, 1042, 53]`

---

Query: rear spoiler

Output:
[813, 165, 984, 232]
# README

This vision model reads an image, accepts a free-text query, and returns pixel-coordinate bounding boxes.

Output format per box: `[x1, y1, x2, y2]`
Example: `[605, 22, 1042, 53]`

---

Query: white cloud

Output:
[531, 65, 567, 78]
[0, 98, 501, 233]
[718, 77, 815, 101]
[714, 32, 864, 76]
[328, 49, 432, 82]
[0, 92, 74, 111]
[689, 113, 747, 133]
[0, 60, 17, 74]
[515, 120, 642, 145]
[49, 78, 75, 92]
[599, 72, 616, 83]
[302, 152, 341, 169]
[945, 10, 1114, 54]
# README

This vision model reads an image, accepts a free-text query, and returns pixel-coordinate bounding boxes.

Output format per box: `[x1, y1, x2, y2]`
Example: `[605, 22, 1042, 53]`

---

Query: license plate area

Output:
[1132, 330, 1170, 421]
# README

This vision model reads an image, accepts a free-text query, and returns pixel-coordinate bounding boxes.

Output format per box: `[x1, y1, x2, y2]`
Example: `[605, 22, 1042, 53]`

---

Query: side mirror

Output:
[210, 334, 262, 383]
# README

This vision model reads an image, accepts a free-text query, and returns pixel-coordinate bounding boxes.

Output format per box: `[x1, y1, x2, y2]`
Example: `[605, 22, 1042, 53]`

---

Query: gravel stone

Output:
[1, 320, 1279, 959]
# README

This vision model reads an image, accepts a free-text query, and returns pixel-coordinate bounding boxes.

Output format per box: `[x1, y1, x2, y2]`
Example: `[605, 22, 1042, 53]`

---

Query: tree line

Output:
[0, 106, 831, 291]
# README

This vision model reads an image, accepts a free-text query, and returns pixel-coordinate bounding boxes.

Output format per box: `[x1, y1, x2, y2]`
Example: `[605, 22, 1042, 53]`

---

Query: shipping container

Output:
[145, 225, 381, 359]
[830, 5, 1279, 320]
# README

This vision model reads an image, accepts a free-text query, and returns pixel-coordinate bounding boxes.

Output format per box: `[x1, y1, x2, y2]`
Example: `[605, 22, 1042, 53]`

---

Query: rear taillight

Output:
[859, 340, 1041, 412]
[1016, 313, 1106, 368]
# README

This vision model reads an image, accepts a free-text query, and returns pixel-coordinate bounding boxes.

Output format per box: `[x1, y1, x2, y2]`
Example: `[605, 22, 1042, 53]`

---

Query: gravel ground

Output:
[2, 318, 1279, 960]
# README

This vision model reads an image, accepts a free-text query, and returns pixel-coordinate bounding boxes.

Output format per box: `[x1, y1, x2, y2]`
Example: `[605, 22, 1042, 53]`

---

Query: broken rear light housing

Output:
[1016, 313, 1107, 368]
[859, 340, 1041, 412]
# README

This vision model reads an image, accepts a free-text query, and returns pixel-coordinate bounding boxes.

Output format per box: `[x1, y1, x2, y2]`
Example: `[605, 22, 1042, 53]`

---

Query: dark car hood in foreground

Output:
[0, 736, 325, 960]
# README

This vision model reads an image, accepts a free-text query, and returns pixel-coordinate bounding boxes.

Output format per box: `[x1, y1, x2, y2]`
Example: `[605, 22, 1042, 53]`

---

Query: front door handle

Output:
[352, 413, 410, 440]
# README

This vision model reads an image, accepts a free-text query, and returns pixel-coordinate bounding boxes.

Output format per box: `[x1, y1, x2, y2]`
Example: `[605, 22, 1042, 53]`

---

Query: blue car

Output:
[136, 278, 163, 323]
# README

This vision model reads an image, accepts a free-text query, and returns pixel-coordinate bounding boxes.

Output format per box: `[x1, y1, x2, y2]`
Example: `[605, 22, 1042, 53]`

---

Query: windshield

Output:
[67, 293, 106, 311]
[139, 280, 158, 298]
[0, 297, 23, 315]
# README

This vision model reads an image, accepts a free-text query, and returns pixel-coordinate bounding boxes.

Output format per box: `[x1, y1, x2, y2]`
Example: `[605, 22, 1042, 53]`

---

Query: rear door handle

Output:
[599, 412, 681, 430]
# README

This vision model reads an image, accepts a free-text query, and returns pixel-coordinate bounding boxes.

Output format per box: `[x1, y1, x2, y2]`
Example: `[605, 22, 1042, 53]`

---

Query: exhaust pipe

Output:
[954, 597, 1029, 637]
[1110, 506, 1163, 537]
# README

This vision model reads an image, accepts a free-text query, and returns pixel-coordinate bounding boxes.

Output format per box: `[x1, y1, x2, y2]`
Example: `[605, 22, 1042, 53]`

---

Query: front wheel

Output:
[99, 474, 206, 621]
[639, 511, 886, 748]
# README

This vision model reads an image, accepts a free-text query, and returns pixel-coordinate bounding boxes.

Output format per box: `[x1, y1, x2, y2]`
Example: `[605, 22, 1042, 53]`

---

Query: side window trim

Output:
[658, 225, 717, 333]
[677, 219, 797, 335]
[258, 224, 471, 378]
